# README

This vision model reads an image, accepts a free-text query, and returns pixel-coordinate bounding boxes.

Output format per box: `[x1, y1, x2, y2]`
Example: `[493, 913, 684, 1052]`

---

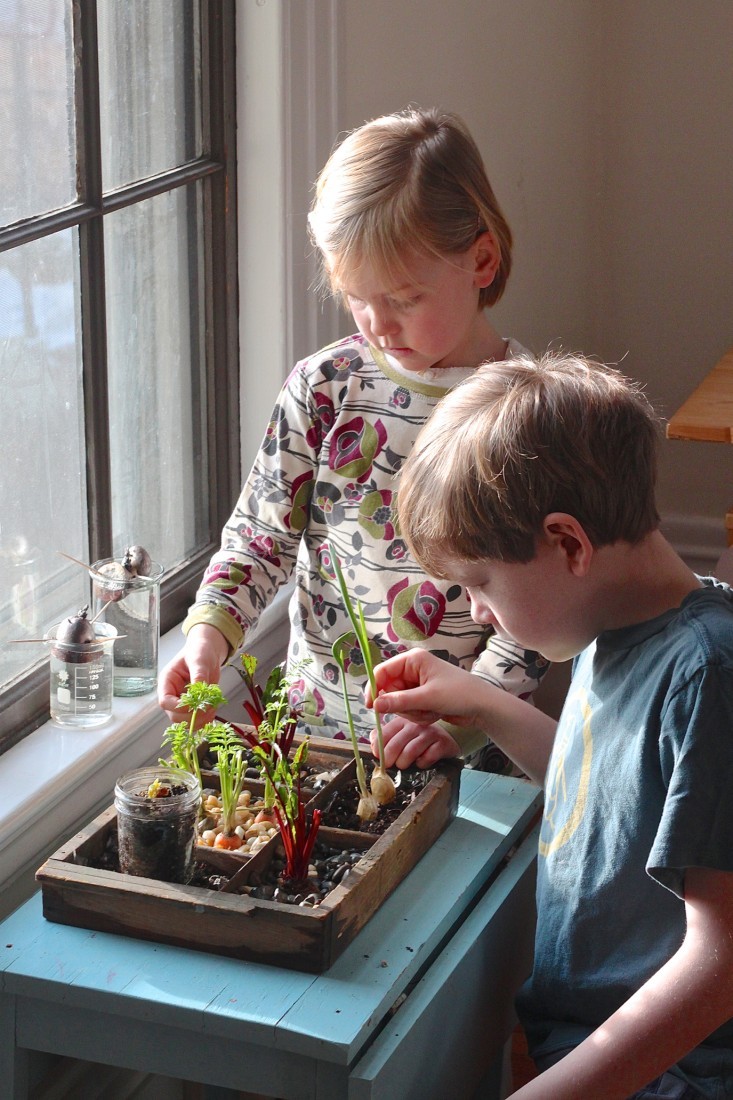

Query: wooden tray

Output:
[36, 744, 462, 973]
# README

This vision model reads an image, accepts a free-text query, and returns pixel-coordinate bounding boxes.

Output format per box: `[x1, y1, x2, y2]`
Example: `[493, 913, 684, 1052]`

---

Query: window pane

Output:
[98, 0, 202, 190]
[0, 0, 76, 223]
[105, 185, 208, 571]
[0, 230, 87, 686]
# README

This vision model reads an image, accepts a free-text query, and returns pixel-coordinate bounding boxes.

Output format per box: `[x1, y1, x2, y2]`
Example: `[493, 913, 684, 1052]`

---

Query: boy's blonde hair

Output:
[397, 352, 661, 573]
[308, 106, 512, 309]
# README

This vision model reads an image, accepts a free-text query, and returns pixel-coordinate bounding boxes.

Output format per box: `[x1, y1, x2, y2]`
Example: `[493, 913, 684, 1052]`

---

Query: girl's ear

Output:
[542, 513, 594, 576]
[471, 231, 501, 289]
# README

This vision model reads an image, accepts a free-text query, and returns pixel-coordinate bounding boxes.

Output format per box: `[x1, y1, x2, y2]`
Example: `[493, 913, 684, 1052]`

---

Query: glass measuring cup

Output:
[45, 620, 117, 729]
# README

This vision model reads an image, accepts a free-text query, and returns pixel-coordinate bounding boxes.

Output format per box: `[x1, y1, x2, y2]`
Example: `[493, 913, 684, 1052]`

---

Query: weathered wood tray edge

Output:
[36, 754, 462, 973]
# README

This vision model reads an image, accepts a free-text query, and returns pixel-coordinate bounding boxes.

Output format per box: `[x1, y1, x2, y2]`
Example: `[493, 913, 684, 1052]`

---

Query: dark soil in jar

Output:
[239, 840, 364, 907]
[117, 783, 197, 884]
[320, 764, 432, 834]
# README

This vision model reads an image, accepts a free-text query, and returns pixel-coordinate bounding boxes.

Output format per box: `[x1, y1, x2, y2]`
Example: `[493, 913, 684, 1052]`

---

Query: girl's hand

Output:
[158, 623, 229, 724]
[366, 649, 481, 728]
[373, 715, 461, 770]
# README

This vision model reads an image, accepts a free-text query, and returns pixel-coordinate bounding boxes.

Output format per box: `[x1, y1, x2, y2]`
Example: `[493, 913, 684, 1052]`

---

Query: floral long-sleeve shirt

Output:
[183, 333, 549, 745]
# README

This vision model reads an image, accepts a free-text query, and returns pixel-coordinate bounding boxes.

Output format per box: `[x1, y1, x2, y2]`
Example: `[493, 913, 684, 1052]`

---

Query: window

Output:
[0, 0, 238, 750]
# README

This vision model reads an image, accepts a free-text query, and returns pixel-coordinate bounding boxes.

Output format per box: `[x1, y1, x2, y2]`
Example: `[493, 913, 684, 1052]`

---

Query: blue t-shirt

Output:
[517, 578, 733, 1097]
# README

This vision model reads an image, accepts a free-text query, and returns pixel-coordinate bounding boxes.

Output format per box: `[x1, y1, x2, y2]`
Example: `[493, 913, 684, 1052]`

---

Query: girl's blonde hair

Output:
[396, 352, 661, 574]
[308, 106, 512, 308]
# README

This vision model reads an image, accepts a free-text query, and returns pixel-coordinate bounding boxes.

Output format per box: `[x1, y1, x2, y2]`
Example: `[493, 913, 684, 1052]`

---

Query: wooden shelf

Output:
[666, 347, 733, 443]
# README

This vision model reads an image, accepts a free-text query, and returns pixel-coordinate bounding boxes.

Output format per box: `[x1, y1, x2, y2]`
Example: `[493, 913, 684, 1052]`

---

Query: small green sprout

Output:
[206, 721, 246, 838]
[329, 544, 396, 806]
[160, 681, 228, 801]
[332, 634, 378, 821]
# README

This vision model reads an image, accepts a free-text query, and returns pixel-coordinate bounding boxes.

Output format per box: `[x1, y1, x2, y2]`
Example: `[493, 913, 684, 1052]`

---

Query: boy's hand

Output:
[373, 715, 461, 770]
[366, 649, 480, 728]
[158, 623, 229, 724]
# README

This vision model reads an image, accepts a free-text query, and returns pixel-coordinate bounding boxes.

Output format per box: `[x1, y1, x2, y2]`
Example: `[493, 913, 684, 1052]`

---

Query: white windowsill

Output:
[0, 586, 291, 919]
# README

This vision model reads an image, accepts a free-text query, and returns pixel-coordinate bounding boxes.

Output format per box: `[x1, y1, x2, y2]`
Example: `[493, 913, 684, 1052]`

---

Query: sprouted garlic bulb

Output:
[357, 792, 379, 822]
[370, 766, 396, 806]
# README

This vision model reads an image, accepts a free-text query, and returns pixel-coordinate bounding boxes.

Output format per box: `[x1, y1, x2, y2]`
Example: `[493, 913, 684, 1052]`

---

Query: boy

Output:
[367, 352, 733, 1099]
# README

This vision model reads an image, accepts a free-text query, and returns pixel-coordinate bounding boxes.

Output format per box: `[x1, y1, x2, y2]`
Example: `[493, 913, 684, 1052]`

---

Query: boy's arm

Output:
[369, 649, 556, 786]
[509, 865, 733, 1099]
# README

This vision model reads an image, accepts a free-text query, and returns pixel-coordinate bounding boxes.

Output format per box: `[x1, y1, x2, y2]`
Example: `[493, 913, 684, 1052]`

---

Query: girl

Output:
[159, 106, 548, 758]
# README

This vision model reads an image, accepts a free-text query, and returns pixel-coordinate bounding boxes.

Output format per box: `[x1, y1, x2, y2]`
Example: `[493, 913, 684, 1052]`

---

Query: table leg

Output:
[0, 995, 30, 1099]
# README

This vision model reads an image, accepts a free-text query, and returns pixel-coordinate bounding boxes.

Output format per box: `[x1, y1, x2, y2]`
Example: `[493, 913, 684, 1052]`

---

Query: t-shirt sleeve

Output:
[648, 663, 733, 898]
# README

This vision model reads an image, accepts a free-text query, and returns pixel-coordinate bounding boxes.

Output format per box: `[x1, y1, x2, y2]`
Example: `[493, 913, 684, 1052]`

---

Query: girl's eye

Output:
[347, 295, 365, 307]
[391, 295, 421, 311]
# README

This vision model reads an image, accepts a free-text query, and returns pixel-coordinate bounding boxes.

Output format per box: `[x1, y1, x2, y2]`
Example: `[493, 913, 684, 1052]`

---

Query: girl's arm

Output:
[369, 649, 556, 786]
[509, 865, 733, 1099]
[183, 364, 320, 649]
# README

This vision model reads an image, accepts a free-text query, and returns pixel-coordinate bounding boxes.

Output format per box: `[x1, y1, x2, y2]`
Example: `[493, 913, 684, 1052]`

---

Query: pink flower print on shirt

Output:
[201, 557, 253, 595]
[288, 678, 325, 720]
[305, 392, 336, 448]
[248, 535, 282, 567]
[386, 577, 447, 643]
[284, 470, 314, 532]
[328, 417, 387, 482]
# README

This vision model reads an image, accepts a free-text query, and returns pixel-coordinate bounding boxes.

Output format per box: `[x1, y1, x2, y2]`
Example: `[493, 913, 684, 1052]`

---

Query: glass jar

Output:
[45, 620, 117, 729]
[92, 558, 164, 696]
[114, 766, 201, 883]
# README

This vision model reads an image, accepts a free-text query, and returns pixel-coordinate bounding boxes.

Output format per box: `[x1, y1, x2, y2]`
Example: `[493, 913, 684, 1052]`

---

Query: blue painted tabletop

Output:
[0, 770, 541, 1067]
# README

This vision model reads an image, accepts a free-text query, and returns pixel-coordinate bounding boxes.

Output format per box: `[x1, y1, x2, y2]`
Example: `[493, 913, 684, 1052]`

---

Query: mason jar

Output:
[114, 766, 201, 883]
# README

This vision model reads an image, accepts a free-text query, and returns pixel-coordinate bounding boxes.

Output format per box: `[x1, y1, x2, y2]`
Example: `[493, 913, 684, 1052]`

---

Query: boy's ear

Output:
[542, 513, 593, 576]
[472, 231, 501, 288]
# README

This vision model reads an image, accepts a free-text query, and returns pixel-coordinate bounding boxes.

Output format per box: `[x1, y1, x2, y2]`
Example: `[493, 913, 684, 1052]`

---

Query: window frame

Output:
[0, 0, 239, 752]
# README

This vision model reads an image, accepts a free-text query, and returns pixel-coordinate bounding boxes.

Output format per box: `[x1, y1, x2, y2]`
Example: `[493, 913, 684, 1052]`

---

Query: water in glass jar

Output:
[92, 559, 163, 696]
[46, 622, 116, 729]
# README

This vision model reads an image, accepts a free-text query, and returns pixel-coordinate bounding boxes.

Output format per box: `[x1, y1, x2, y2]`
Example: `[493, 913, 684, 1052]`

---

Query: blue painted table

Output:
[0, 771, 541, 1099]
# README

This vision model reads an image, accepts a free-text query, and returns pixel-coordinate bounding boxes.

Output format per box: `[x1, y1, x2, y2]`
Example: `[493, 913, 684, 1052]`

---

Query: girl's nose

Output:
[370, 305, 399, 337]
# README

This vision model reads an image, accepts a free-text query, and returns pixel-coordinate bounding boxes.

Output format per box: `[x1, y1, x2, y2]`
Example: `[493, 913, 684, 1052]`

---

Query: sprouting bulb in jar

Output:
[53, 606, 97, 663]
[95, 544, 153, 602]
[124, 545, 153, 577]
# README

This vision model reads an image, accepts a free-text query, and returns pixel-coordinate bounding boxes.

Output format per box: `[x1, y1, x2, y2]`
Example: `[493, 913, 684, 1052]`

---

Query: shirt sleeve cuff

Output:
[438, 721, 489, 760]
[182, 605, 244, 657]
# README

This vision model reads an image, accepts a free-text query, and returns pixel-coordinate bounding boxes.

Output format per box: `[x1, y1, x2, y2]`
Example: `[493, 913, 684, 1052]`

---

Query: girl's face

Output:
[336, 239, 500, 372]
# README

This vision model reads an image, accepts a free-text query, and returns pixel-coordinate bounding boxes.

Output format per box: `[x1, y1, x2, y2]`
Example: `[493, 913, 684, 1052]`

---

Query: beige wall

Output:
[238, 1, 733, 567]
[332, 0, 733, 562]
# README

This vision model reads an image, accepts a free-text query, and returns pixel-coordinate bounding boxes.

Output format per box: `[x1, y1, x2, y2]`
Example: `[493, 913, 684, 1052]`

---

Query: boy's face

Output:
[441, 542, 594, 663]
[336, 246, 496, 372]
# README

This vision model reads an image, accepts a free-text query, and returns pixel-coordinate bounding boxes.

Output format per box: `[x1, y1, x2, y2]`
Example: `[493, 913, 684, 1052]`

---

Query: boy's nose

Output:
[467, 590, 496, 627]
